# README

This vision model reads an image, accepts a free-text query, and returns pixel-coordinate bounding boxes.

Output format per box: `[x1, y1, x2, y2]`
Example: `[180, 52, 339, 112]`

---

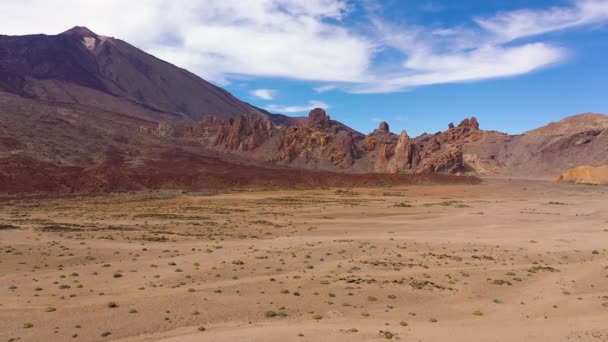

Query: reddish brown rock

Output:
[274, 113, 357, 169]
[379, 121, 390, 133]
[328, 132, 358, 168]
[214, 112, 274, 151]
[422, 145, 464, 174]
[388, 130, 419, 173]
[458, 117, 479, 130]
[145, 110, 477, 175]
[309, 108, 331, 129]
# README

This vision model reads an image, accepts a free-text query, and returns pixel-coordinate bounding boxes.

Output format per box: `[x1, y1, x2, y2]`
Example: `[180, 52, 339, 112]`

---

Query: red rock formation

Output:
[147, 109, 478, 175]
[388, 130, 419, 173]
[185, 112, 274, 152]
[274, 110, 358, 168]
[378, 121, 390, 133]
[213, 112, 274, 151]
[459, 117, 479, 130]
[421, 145, 463, 174]
[309, 108, 331, 129]
[329, 132, 359, 168]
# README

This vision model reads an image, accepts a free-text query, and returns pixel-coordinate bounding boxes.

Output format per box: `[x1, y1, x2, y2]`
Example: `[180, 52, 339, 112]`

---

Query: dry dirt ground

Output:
[1, 179, 607, 342]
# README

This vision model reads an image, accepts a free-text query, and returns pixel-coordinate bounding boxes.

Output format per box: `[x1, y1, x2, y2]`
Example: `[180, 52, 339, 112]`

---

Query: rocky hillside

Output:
[463, 113, 608, 177]
[179, 108, 608, 178]
[181, 108, 480, 174]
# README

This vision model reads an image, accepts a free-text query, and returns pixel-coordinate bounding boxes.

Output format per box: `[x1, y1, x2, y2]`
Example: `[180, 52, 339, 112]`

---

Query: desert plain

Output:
[1, 179, 607, 342]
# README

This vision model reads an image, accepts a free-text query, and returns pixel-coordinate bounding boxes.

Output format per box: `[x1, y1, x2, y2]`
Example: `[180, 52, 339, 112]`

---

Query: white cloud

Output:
[0, 0, 373, 83]
[266, 100, 330, 113]
[251, 89, 277, 100]
[348, 0, 603, 93]
[354, 43, 565, 93]
[475, 0, 608, 42]
[0, 0, 606, 93]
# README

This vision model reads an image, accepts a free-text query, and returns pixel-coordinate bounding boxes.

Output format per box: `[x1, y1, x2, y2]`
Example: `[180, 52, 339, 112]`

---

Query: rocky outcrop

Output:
[364, 122, 399, 172]
[388, 130, 419, 173]
[556, 165, 608, 185]
[421, 145, 463, 173]
[274, 109, 358, 168]
[214, 113, 274, 151]
[329, 132, 359, 168]
[361, 119, 470, 174]
[187, 112, 274, 152]
[178, 108, 482, 175]
[309, 108, 331, 130]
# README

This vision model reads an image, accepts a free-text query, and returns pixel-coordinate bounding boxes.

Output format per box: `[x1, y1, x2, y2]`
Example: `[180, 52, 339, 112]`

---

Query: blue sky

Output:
[1, 0, 607, 136]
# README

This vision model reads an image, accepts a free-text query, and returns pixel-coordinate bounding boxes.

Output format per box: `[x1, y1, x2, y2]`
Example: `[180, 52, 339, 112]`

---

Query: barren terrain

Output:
[1, 179, 607, 341]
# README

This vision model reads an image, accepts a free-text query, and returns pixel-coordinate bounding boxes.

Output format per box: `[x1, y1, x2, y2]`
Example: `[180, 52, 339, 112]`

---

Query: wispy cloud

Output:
[266, 100, 330, 113]
[350, 0, 603, 93]
[475, 0, 608, 42]
[313, 84, 338, 93]
[251, 88, 277, 100]
[359, 0, 608, 92]
[354, 43, 565, 93]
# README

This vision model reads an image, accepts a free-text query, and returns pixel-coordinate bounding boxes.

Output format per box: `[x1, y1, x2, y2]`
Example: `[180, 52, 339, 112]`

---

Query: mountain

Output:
[0, 27, 606, 192]
[0, 26, 261, 121]
[463, 113, 608, 177]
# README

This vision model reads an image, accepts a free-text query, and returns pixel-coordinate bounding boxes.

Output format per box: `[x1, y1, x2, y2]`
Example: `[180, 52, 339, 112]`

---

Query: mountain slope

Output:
[463, 113, 608, 177]
[0, 26, 261, 120]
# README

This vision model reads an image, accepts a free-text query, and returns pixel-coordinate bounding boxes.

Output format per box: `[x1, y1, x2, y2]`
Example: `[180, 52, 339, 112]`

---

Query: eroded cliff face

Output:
[174, 108, 480, 175]
[186, 112, 274, 152]
[356, 117, 483, 174]
[273, 109, 359, 169]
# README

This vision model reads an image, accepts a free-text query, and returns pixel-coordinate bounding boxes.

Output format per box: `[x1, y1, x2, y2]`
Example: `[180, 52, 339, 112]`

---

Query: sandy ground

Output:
[1, 179, 607, 342]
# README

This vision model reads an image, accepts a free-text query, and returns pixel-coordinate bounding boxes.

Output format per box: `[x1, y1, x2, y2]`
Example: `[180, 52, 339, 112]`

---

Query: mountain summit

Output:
[61, 26, 99, 37]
